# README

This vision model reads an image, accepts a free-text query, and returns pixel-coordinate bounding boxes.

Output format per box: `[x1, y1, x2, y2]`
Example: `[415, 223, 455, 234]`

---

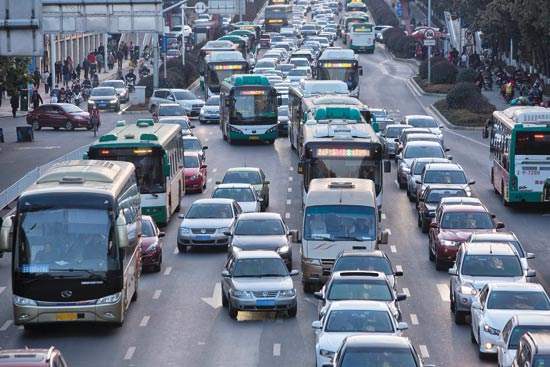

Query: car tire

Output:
[479, 350, 490, 360]
[288, 304, 297, 318]
[454, 310, 467, 325]
[32, 121, 41, 130]
[65, 120, 74, 131]
[153, 256, 162, 273]
[421, 218, 429, 233]
[435, 256, 446, 271]
[428, 242, 435, 261]
[177, 244, 188, 253]
[221, 288, 228, 308]
[228, 302, 238, 320]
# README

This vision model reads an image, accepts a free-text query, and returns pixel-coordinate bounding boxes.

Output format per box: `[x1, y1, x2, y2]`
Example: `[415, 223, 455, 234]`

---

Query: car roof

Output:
[412, 157, 449, 164]
[191, 198, 236, 205]
[214, 183, 255, 190]
[102, 79, 125, 84]
[407, 133, 440, 139]
[425, 184, 468, 191]
[510, 314, 550, 327]
[487, 282, 545, 293]
[442, 204, 488, 213]
[158, 103, 181, 108]
[344, 334, 412, 349]
[0, 348, 53, 363]
[440, 197, 483, 206]
[170, 88, 191, 93]
[328, 300, 391, 312]
[463, 242, 517, 256]
[470, 232, 517, 241]
[385, 124, 407, 129]
[424, 163, 463, 171]
[234, 250, 282, 259]
[338, 250, 386, 258]
[525, 332, 550, 354]
[404, 140, 443, 148]
[405, 114, 435, 121]
[225, 167, 261, 173]
[237, 212, 282, 220]
[184, 151, 201, 158]
[182, 135, 200, 141]
[331, 270, 387, 281]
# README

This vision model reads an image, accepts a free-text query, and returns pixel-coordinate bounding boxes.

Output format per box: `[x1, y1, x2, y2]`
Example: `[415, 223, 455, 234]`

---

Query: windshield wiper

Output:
[49, 268, 105, 280]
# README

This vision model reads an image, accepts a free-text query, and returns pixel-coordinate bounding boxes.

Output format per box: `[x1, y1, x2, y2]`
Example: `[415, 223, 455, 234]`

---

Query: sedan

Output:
[26, 103, 91, 131]
[158, 116, 194, 135]
[229, 212, 293, 269]
[380, 124, 408, 158]
[140, 215, 165, 272]
[100, 79, 129, 103]
[406, 157, 451, 201]
[417, 186, 467, 233]
[211, 184, 262, 213]
[88, 86, 120, 112]
[199, 95, 220, 124]
[182, 135, 208, 163]
[403, 114, 443, 143]
[177, 198, 241, 252]
[221, 250, 299, 319]
[219, 167, 270, 210]
[397, 141, 448, 189]
[184, 153, 207, 193]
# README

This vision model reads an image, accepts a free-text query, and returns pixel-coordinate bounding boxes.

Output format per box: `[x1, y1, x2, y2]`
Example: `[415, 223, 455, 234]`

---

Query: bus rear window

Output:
[515, 131, 550, 155]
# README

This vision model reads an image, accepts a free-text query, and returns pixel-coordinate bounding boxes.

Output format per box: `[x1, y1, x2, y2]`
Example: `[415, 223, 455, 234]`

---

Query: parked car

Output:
[140, 215, 164, 272]
[88, 86, 120, 112]
[26, 103, 91, 131]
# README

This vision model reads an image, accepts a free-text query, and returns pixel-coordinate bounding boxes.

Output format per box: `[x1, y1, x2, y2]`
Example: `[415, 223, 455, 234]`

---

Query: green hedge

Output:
[383, 28, 415, 58]
[446, 82, 494, 113]
[456, 68, 478, 83]
[418, 57, 457, 84]
[366, 0, 399, 28]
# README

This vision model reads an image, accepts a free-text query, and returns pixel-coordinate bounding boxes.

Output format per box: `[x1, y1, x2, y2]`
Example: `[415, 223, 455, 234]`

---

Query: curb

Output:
[409, 77, 447, 98]
[428, 104, 484, 131]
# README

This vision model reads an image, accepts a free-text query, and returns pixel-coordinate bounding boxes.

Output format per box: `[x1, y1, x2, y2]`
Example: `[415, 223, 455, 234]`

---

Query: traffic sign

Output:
[425, 29, 436, 40]
[423, 39, 436, 46]
[194, 1, 207, 14]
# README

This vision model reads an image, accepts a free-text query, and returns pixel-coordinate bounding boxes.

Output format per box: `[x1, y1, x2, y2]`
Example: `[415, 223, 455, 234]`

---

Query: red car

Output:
[184, 152, 207, 193]
[26, 103, 92, 131]
[428, 204, 504, 270]
[0, 347, 68, 366]
[140, 215, 164, 272]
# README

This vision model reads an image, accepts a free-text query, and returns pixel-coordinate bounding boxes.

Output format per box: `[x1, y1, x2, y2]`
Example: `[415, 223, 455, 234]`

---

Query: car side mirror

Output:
[215, 181, 221, 185]
[394, 138, 399, 143]
[314, 291, 324, 300]
[469, 180, 476, 185]
[415, 180, 422, 185]
[290, 269, 300, 276]
[289, 229, 301, 243]
[221, 270, 230, 278]
[0, 215, 14, 252]
[397, 322, 408, 330]
[383, 160, 391, 173]
[190, 125, 196, 129]
[223, 231, 232, 236]
[378, 229, 389, 245]
[527, 269, 536, 277]
[158, 231, 166, 238]
[448, 268, 458, 276]
[394, 265, 404, 277]
[311, 320, 322, 329]
[264, 180, 270, 185]
[496, 222, 505, 229]
[527, 252, 536, 260]
[471, 300, 482, 310]
[201, 165, 207, 170]
[396, 293, 407, 301]
[115, 214, 129, 248]
[445, 148, 451, 152]
[202, 146, 208, 150]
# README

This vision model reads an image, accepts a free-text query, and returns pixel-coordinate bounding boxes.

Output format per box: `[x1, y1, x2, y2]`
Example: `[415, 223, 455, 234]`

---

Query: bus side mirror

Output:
[482, 127, 489, 139]
[115, 214, 129, 248]
[358, 66, 363, 76]
[0, 215, 14, 252]
[384, 160, 391, 173]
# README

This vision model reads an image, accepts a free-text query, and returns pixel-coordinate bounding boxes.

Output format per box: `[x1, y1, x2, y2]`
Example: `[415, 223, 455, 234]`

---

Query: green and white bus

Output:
[486, 106, 550, 205]
[220, 74, 281, 144]
[87, 119, 185, 224]
[347, 23, 375, 53]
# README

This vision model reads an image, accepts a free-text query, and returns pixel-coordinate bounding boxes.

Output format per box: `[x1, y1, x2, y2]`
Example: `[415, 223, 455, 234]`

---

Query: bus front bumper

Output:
[13, 294, 124, 325]
[228, 129, 278, 142]
[143, 206, 168, 225]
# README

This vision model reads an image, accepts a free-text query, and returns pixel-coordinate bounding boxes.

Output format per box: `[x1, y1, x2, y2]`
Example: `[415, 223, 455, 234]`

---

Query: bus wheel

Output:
[131, 285, 138, 302]
[502, 183, 510, 207]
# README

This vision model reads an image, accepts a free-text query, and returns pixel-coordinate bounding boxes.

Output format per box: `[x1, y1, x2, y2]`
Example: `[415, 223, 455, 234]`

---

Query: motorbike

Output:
[139, 66, 150, 79]
[73, 92, 82, 106]
[126, 78, 136, 93]
[82, 86, 91, 101]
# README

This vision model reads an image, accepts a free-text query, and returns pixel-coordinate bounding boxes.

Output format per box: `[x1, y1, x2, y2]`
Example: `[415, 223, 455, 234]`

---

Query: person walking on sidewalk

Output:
[96, 53, 104, 74]
[50, 85, 60, 103]
[83, 58, 90, 80]
[75, 62, 81, 79]
[10, 92, 19, 118]
[31, 90, 43, 110]
[108, 52, 115, 70]
[0, 82, 5, 108]
[55, 61, 62, 84]
[45, 72, 51, 95]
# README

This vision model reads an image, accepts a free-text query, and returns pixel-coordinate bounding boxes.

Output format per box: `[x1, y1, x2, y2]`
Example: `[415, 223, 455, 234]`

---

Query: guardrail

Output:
[0, 144, 91, 211]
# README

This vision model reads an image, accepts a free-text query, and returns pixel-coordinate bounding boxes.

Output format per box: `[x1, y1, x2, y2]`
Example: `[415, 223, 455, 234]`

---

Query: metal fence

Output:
[0, 144, 90, 211]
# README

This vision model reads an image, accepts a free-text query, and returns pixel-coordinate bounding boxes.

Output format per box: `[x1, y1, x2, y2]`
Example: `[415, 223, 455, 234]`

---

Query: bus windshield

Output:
[17, 207, 117, 273]
[317, 64, 359, 90]
[230, 89, 277, 124]
[207, 64, 247, 89]
[304, 205, 376, 241]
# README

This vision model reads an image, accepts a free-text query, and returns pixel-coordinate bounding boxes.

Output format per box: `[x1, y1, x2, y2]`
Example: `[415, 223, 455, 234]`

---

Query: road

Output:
[0, 42, 549, 366]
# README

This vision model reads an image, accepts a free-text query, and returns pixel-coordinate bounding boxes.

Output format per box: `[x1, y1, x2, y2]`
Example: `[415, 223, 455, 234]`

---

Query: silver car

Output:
[403, 114, 443, 144]
[177, 198, 241, 252]
[468, 231, 535, 271]
[416, 162, 475, 200]
[406, 157, 450, 201]
[221, 250, 299, 319]
[380, 124, 408, 158]
[211, 183, 262, 213]
[397, 141, 448, 189]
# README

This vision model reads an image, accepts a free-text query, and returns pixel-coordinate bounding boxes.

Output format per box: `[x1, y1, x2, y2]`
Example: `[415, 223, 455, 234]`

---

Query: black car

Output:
[416, 186, 467, 233]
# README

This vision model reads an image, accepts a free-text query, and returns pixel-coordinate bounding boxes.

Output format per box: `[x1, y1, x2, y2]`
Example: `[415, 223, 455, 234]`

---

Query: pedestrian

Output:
[33, 70, 41, 88]
[62, 62, 70, 87]
[107, 52, 115, 70]
[96, 53, 104, 73]
[45, 72, 52, 95]
[10, 92, 19, 118]
[122, 42, 128, 59]
[117, 49, 124, 69]
[55, 60, 62, 84]
[31, 90, 43, 110]
[98, 43, 105, 57]
[83, 58, 90, 80]
[50, 84, 60, 103]
[87, 51, 96, 65]
[75, 63, 81, 79]
[460, 52, 468, 68]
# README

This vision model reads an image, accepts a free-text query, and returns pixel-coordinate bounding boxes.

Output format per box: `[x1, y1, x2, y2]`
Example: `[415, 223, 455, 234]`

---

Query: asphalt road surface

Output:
[0, 43, 548, 367]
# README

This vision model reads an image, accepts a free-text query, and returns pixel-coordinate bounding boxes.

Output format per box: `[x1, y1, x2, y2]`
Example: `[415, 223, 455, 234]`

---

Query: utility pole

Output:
[427, 0, 432, 84]
[181, 5, 185, 67]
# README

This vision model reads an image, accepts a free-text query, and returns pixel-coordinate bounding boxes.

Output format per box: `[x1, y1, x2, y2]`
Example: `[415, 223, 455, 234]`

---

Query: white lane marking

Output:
[288, 176, 293, 181]
[402, 288, 411, 298]
[212, 168, 218, 173]
[286, 199, 291, 205]
[273, 343, 281, 357]
[394, 180, 399, 189]
[287, 187, 292, 192]
[437, 283, 451, 302]
[285, 212, 290, 219]
[153, 290, 162, 300]
[124, 347, 136, 360]
[289, 166, 293, 171]
[395, 265, 403, 273]
[164, 267, 172, 276]
[390, 245, 397, 253]
[0, 286, 5, 296]
[173, 247, 178, 254]
[198, 341, 206, 345]
[0, 320, 13, 331]
[139, 315, 150, 327]
[201, 282, 222, 309]
[410, 314, 419, 325]
[420, 345, 431, 359]
[381, 213, 386, 220]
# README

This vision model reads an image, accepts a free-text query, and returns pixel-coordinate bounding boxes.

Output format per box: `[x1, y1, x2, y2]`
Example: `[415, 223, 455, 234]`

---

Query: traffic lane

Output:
[130, 124, 317, 367]
[382, 169, 494, 367]
[0, 110, 147, 191]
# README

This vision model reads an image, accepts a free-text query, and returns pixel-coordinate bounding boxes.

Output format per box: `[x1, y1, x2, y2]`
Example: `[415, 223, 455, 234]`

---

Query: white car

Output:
[403, 115, 444, 143]
[312, 300, 408, 366]
[149, 88, 204, 117]
[211, 183, 262, 213]
[470, 282, 550, 358]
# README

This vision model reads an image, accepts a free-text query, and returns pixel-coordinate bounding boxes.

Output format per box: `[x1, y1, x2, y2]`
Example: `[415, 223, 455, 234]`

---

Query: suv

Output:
[416, 186, 467, 233]
[416, 162, 474, 199]
[498, 315, 550, 367]
[448, 243, 536, 324]
[468, 232, 535, 271]
[149, 89, 204, 116]
[428, 203, 504, 270]
[513, 331, 550, 367]
[0, 347, 68, 367]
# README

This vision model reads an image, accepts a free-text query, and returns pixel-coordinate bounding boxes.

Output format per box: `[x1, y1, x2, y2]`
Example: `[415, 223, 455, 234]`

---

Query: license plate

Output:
[256, 299, 275, 307]
[56, 312, 78, 321]
[249, 136, 259, 140]
[98, 103, 107, 108]
[196, 235, 211, 241]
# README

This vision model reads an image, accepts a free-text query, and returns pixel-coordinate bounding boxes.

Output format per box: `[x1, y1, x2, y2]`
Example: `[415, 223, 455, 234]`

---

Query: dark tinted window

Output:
[223, 171, 262, 184]
[233, 258, 288, 277]
[234, 219, 285, 235]
[487, 291, 550, 310]
[184, 155, 199, 168]
[509, 326, 550, 349]
[515, 131, 550, 155]
[325, 310, 394, 333]
[328, 280, 392, 301]
[333, 256, 392, 275]
[341, 348, 418, 367]
[461, 255, 523, 277]
[424, 170, 467, 184]
[183, 139, 202, 151]
[141, 219, 156, 237]
[441, 212, 493, 229]
[426, 189, 467, 204]
[186, 203, 233, 219]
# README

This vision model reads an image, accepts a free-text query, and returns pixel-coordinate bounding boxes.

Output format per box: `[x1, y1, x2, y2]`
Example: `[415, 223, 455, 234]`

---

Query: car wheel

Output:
[221, 288, 228, 308]
[471, 327, 477, 344]
[65, 120, 74, 131]
[421, 218, 429, 233]
[177, 244, 188, 253]
[407, 190, 414, 202]
[454, 310, 467, 325]
[428, 242, 435, 261]
[288, 304, 297, 318]
[153, 256, 162, 273]
[228, 302, 238, 320]
[32, 121, 41, 130]
[435, 255, 446, 271]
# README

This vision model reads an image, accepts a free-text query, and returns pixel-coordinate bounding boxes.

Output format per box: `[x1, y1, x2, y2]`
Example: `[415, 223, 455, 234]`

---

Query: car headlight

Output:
[13, 295, 37, 306]
[277, 245, 290, 254]
[145, 243, 158, 253]
[97, 292, 122, 305]
[110, 99, 118, 103]
[483, 323, 500, 336]
[460, 284, 477, 296]
[200, 107, 206, 115]
[179, 227, 191, 235]
[88, 100, 95, 104]
[279, 289, 296, 297]
[217, 227, 230, 234]
[190, 174, 198, 180]
[319, 349, 335, 358]
[303, 258, 321, 265]
[231, 290, 253, 299]
[441, 239, 459, 247]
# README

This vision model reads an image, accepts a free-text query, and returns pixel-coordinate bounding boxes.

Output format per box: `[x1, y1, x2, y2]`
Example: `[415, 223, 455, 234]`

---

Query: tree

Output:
[0, 57, 31, 95]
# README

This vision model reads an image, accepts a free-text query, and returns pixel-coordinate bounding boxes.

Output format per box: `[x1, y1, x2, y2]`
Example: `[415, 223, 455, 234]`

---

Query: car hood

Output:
[202, 106, 219, 113]
[232, 235, 288, 250]
[179, 99, 205, 107]
[115, 88, 126, 94]
[181, 218, 233, 229]
[232, 276, 293, 291]
[184, 167, 200, 176]
[89, 95, 116, 101]
[439, 229, 496, 241]
[140, 237, 157, 249]
[238, 201, 259, 213]
[461, 275, 526, 291]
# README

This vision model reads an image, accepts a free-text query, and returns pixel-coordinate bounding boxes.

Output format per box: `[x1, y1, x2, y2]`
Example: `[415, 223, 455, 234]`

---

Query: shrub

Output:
[431, 60, 458, 84]
[366, 0, 399, 28]
[419, 56, 446, 79]
[456, 68, 478, 83]
[383, 28, 415, 58]
[446, 82, 495, 113]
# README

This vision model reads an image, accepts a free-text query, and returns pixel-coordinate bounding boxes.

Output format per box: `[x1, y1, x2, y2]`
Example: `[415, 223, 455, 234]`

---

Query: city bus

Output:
[264, 5, 292, 32]
[198, 40, 239, 75]
[231, 21, 262, 40]
[485, 106, 550, 205]
[220, 74, 281, 144]
[227, 29, 257, 54]
[316, 48, 363, 97]
[218, 35, 249, 58]
[87, 119, 184, 225]
[347, 22, 375, 53]
[269, 0, 291, 5]
[203, 51, 249, 96]
[0, 160, 141, 328]
[297, 106, 390, 209]
[339, 11, 369, 40]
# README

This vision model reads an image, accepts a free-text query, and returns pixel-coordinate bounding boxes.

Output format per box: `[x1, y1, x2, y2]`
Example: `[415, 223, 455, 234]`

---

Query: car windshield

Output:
[161, 118, 190, 129]
[206, 96, 220, 106]
[234, 219, 285, 235]
[173, 91, 197, 100]
[289, 69, 308, 76]
[461, 255, 523, 277]
[184, 155, 200, 168]
[183, 139, 202, 151]
[62, 104, 83, 113]
[212, 188, 255, 202]
[509, 326, 550, 349]
[333, 256, 392, 275]
[91, 88, 115, 96]
[328, 280, 392, 301]
[409, 118, 438, 128]
[256, 60, 276, 68]
[424, 170, 467, 184]
[440, 211, 494, 229]
[341, 349, 417, 367]
[404, 145, 444, 159]
[159, 105, 185, 115]
[325, 310, 394, 333]
[101, 81, 124, 88]
[186, 203, 233, 219]
[304, 205, 376, 241]
[385, 126, 406, 138]
[232, 258, 288, 277]
[487, 291, 550, 310]
[223, 171, 262, 185]
[426, 189, 467, 204]
[290, 59, 309, 67]
[141, 220, 156, 237]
